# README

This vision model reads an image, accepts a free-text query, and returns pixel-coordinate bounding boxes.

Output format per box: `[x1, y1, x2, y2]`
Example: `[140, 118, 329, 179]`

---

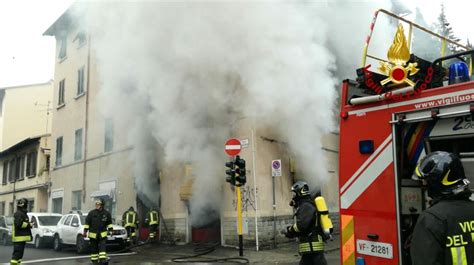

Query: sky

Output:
[0, 0, 472, 88]
[0, 0, 74, 88]
[404, 0, 474, 42]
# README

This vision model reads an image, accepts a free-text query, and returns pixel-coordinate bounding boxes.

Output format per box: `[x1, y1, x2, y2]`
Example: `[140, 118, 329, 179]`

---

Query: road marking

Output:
[11, 252, 137, 264]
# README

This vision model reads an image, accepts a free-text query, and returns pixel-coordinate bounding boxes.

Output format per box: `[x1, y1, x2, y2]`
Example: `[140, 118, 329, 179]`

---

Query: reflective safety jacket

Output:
[84, 209, 113, 239]
[12, 209, 32, 242]
[122, 210, 138, 228]
[287, 197, 325, 254]
[147, 210, 159, 226]
[411, 199, 474, 265]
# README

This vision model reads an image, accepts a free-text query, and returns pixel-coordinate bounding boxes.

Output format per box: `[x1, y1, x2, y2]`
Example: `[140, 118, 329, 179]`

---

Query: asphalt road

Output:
[0, 242, 340, 264]
[0, 243, 83, 263]
[0, 243, 135, 264]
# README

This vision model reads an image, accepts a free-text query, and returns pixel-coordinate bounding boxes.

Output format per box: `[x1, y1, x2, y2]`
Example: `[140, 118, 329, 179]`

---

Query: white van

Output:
[27, 212, 63, 248]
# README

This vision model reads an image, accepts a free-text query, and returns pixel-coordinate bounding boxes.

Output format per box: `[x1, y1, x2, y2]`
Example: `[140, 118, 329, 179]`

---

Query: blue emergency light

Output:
[448, 61, 470, 85]
[356, 257, 366, 265]
[359, 140, 374, 154]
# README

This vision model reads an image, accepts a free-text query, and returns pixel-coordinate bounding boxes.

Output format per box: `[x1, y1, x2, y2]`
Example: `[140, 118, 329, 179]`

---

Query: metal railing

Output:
[362, 9, 470, 70]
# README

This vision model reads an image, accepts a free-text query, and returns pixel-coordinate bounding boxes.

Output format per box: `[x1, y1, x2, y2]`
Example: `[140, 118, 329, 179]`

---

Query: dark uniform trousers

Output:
[11, 242, 26, 264]
[149, 224, 158, 238]
[300, 252, 327, 265]
[125, 226, 135, 241]
[90, 237, 107, 263]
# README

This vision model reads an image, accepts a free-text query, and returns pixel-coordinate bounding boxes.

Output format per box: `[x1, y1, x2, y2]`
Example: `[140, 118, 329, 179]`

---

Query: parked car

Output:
[0, 216, 13, 245]
[53, 211, 127, 254]
[27, 212, 62, 248]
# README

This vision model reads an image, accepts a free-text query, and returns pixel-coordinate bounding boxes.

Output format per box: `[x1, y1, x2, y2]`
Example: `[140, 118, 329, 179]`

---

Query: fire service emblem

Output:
[379, 24, 419, 87]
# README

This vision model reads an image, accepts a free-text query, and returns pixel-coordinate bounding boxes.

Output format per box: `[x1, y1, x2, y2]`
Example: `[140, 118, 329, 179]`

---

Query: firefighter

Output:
[84, 198, 113, 264]
[283, 181, 328, 265]
[145, 207, 159, 240]
[122, 206, 138, 243]
[10, 198, 32, 265]
[411, 151, 474, 265]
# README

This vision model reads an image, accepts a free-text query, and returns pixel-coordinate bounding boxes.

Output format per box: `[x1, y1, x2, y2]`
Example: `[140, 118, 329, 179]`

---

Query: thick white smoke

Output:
[79, 0, 391, 224]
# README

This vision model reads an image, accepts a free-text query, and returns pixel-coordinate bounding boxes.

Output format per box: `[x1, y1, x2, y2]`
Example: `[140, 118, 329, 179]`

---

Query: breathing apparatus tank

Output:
[315, 196, 333, 237]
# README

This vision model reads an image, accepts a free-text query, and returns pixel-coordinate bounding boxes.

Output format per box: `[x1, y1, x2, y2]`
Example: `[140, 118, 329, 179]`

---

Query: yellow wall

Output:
[49, 25, 136, 221]
[1, 81, 53, 150]
[0, 136, 51, 214]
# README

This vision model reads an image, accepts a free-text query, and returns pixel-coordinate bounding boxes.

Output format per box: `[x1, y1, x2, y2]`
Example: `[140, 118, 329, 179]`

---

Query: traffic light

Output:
[225, 160, 235, 186]
[234, 155, 246, 186]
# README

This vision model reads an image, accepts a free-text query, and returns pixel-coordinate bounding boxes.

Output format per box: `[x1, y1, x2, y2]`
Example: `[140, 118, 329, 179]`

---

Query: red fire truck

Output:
[339, 10, 474, 265]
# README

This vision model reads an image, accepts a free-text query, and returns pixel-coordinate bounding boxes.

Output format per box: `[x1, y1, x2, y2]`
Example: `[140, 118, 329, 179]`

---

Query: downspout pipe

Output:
[82, 34, 91, 203]
[251, 128, 259, 251]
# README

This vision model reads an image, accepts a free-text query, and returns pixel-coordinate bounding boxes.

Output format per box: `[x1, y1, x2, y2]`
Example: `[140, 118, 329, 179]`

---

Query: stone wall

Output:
[161, 212, 340, 246]
[160, 218, 187, 243]
[223, 212, 340, 248]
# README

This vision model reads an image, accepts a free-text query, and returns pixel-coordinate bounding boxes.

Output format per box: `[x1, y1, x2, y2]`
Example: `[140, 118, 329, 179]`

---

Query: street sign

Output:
[240, 138, 249, 149]
[225, 138, 241, 156]
[271, 159, 281, 177]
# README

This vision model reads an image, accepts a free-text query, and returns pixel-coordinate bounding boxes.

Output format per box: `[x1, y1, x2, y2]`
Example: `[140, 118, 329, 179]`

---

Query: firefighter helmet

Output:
[95, 198, 105, 206]
[414, 151, 470, 199]
[17, 198, 28, 209]
[291, 181, 311, 198]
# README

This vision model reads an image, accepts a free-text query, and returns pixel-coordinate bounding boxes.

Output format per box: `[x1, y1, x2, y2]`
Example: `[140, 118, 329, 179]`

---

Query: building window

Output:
[102, 197, 116, 218]
[27, 199, 34, 212]
[75, 129, 83, 161]
[15, 156, 22, 181]
[104, 118, 114, 152]
[56, 137, 63, 166]
[52, 198, 63, 214]
[19, 155, 25, 179]
[26, 154, 30, 176]
[26, 152, 37, 177]
[0, 201, 5, 215]
[8, 159, 15, 183]
[58, 79, 65, 106]
[72, 191, 82, 211]
[9, 202, 14, 216]
[77, 66, 85, 96]
[16, 155, 25, 180]
[59, 37, 67, 59]
[73, 31, 86, 47]
[2, 161, 7, 185]
[46, 154, 50, 172]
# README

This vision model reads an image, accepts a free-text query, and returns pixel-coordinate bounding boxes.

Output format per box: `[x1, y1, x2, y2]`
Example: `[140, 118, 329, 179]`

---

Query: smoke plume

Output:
[79, 0, 391, 224]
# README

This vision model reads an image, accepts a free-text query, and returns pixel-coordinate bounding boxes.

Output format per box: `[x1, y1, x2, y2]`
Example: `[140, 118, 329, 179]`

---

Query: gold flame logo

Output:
[379, 24, 419, 86]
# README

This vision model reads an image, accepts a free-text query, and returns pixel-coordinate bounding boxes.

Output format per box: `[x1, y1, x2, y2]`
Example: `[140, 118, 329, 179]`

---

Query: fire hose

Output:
[110, 211, 249, 263]
[171, 243, 249, 264]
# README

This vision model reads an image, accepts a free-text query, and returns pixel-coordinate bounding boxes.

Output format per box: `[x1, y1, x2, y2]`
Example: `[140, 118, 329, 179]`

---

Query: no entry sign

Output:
[225, 138, 241, 156]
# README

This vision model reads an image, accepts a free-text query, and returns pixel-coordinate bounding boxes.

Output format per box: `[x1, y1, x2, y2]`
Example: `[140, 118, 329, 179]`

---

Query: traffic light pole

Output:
[236, 186, 244, 256]
[225, 153, 246, 256]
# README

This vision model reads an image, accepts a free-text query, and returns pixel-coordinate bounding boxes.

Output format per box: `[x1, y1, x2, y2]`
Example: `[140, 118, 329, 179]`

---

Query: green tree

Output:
[436, 3, 461, 54]
[466, 38, 473, 50]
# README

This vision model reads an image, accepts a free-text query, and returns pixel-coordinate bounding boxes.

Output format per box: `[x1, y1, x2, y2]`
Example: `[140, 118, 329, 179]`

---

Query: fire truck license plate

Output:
[356, 239, 393, 259]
